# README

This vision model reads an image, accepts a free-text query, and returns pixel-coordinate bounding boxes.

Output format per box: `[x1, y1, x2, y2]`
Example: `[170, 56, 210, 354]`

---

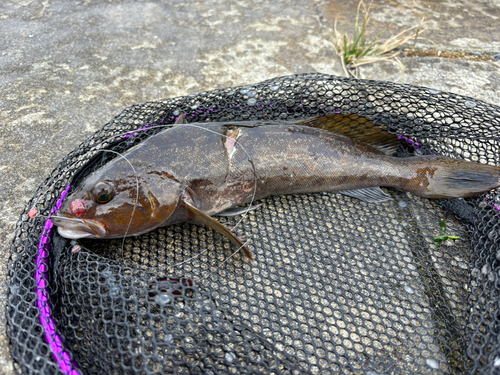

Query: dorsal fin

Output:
[297, 114, 400, 155]
[174, 113, 188, 125]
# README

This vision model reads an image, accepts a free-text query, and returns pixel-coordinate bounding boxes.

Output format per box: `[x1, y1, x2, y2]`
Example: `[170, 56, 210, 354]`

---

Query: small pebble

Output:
[154, 293, 172, 306]
[426, 358, 440, 369]
[488, 230, 496, 240]
[494, 356, 500, 367]
[464, 100, 477, 108]
[164, 334, 174, 345]
[482, 264, 490, 275]
[404, 285, 415, 294]
[471, 268, 480, 278]
[488, 272, 495, 283]
[109, 286, 120, 298]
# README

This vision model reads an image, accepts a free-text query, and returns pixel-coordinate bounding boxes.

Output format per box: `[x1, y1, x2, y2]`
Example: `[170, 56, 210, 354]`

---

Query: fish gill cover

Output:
[6, 73, 500, 374]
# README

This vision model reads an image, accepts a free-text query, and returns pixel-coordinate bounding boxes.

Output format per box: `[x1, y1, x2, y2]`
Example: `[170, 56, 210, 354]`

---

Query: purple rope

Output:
[35, 184, 80, 374]
[32, 107, 419, 373]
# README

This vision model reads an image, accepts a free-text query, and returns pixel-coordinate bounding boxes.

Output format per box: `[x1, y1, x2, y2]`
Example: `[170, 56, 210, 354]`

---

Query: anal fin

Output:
[183, 202, 254, 261]
[337, 187, 392, 203]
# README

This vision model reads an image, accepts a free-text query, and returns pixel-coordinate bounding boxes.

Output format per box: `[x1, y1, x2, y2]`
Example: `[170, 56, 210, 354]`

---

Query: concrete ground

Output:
[1, 0, 499, 373]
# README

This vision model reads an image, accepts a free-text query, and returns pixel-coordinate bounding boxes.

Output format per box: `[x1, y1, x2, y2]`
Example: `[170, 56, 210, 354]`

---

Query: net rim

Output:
[13, 73, 500, 374]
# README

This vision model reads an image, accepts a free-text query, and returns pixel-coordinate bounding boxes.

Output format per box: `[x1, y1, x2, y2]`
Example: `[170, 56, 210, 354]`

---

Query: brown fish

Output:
[52, 115, 500, 261]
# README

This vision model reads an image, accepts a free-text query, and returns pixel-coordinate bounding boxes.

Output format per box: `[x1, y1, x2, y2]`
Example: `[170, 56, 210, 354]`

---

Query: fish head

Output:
[53, 166, 182, 239]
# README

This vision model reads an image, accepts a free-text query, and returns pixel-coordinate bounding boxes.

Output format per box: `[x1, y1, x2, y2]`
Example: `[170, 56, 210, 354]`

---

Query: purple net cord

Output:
[35, 184, 80, 375]
[486, 194, 500, 214]
[118, 107, 348, 141]
[398, 135, 421, 149]
[34, 110, 412, 374]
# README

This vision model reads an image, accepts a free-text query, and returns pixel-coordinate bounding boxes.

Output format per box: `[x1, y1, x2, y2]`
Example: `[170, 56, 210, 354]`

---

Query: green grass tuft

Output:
[334, 0, 425, 79]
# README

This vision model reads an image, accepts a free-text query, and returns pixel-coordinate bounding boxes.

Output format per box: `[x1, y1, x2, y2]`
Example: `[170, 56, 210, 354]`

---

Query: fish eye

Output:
[92, 182, 114, 204]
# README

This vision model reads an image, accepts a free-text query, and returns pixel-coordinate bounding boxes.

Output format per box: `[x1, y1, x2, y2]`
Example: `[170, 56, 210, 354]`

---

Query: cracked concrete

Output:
[1, 0, 499, 373]
[359, 57, 500, 105]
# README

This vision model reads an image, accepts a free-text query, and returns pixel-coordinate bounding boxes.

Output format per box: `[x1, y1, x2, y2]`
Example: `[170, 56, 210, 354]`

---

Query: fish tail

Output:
[402, 156, 500, 199]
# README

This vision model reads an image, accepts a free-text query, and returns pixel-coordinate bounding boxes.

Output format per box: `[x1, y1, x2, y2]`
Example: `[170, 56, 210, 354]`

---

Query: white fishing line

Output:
[206, 239, 252, 277]
[175, 123, 259, 229]
[95, 149, 140, 258]
[166, 122, 258, 269]
[169, 248, 209, 268]
[29, 126, 165, 212]
[37, 149, 140, 258]
[36, 119, 260, 268]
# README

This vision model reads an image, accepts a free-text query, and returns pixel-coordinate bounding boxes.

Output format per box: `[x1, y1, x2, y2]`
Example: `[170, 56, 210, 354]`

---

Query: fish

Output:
[51, 114, 500, 261]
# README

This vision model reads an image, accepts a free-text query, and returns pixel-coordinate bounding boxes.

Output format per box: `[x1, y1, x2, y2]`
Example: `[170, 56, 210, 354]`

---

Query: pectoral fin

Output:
[215, 204, 262, 217]
[183, 202, 254, 261]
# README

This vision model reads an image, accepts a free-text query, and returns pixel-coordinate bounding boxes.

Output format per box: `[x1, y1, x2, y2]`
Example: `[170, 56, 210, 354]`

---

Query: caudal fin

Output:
[406, 156, 500, 199]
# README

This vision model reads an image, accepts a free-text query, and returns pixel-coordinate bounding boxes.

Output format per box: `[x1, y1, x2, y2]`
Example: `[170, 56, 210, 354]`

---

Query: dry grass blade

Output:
[334, 0, 426, 79]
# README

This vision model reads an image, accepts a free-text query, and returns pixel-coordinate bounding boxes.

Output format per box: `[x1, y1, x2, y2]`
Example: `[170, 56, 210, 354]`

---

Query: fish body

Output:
[52, 116, 500, 260]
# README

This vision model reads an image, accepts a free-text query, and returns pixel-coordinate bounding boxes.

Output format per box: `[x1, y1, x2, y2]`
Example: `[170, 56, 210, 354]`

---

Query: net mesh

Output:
[7, 73, 500, 374]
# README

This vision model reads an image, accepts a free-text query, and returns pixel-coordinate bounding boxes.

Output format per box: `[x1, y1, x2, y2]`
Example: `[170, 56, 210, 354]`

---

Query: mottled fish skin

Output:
[142, 123, 500, 214]
[52, 117, 500, 260]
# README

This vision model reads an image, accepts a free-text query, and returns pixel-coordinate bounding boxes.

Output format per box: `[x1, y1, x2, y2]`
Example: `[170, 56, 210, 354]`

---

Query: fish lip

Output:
[52, 215, 107, 239]
[57, 227, 94, 239]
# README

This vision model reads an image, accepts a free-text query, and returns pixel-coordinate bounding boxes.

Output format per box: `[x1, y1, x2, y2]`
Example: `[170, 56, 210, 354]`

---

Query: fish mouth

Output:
[51, 215, 107, 239]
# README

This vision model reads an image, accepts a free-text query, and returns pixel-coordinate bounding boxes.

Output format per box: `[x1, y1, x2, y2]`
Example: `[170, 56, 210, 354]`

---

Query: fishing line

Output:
[83, 120, 261, 270]
[96, 149, 140, 259]
[169, 248, 209, 268]
[36, 119, 259, 269]
[174, 123, 259, 231]
[94, 122, 258, 270]
[165, 122, 259, 270]
[35, 149, 140, 259]
[28, 126, 163, 213]
[198, 239, 253, 283]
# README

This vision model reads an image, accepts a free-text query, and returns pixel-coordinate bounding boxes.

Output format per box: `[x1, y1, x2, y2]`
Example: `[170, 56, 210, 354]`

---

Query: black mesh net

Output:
[7, 73, 500, 374]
